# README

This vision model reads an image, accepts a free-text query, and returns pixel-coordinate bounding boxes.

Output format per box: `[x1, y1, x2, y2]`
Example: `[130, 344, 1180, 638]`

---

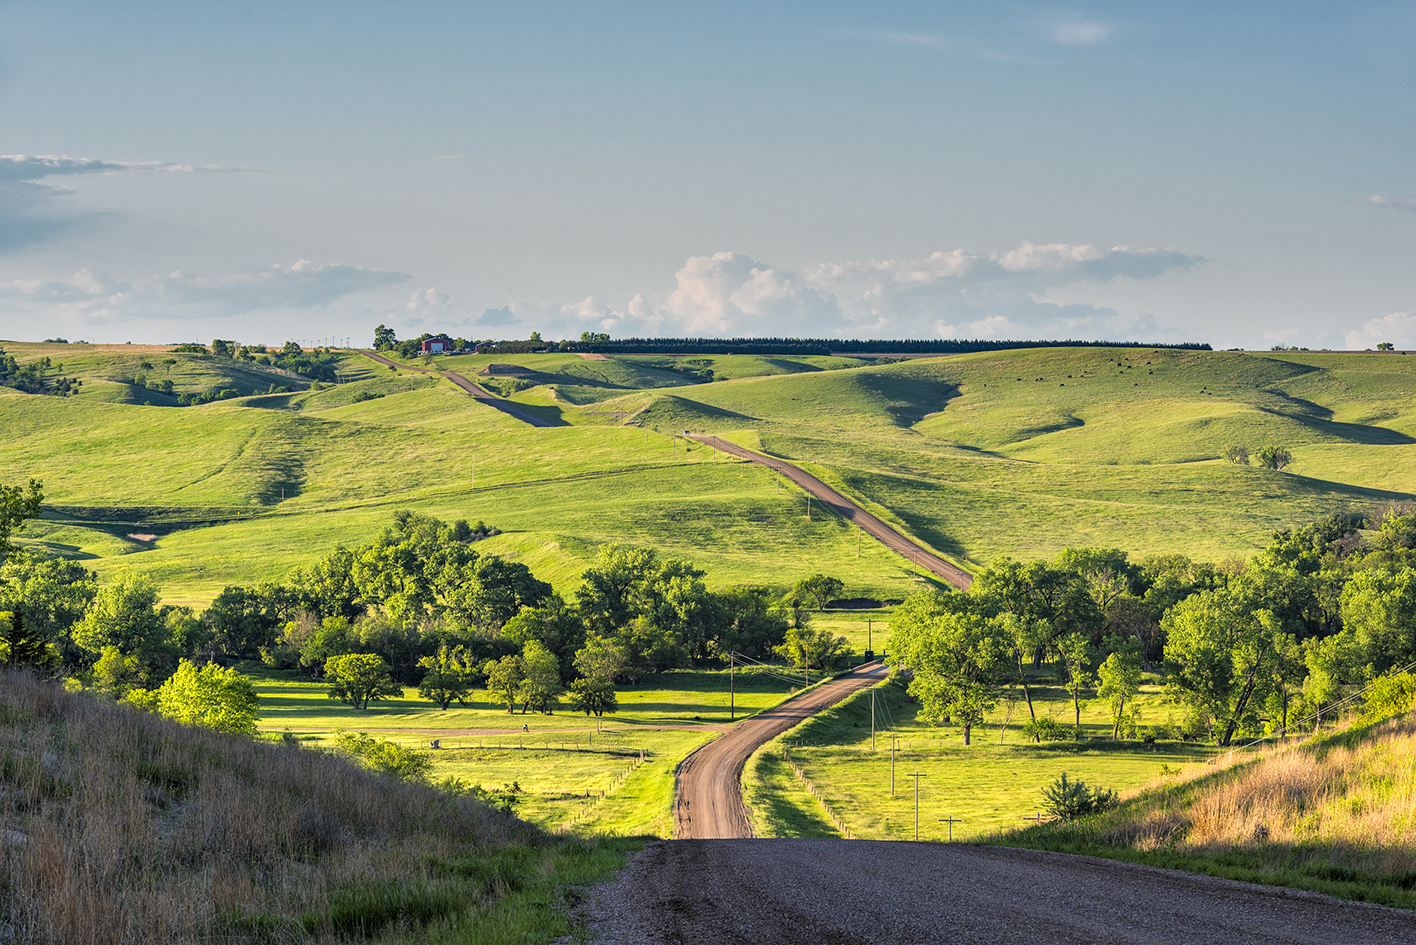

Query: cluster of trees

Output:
[889, 506, 1416, 746]
[552, 338, 1212, 356]
[0, 489, 830, 723]
[0, 348, 82, 396]
[1224, 444, 1293, 470]
[373, 326, 483, 359]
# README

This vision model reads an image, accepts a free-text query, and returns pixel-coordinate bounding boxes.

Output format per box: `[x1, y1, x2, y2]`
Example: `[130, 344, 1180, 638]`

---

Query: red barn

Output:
[420, 335, 452, 354]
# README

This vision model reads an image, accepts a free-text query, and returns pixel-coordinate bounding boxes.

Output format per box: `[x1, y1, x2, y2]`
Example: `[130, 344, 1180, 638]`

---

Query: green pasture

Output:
[743, 678, 1220, 843]
[248, 664, 816, 835]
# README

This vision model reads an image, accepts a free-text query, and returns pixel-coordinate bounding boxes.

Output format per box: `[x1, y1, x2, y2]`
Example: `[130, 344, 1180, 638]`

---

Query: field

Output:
[742, 676, 1222, 842]
[7, 342, 1415, 608]
[246, 663, 820, 836]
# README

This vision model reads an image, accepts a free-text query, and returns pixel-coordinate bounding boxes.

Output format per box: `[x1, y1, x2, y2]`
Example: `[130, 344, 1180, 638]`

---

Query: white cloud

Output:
[405, 288, 451, 312]
[1344, 312, 1416, 350]
[0, 260, 408, 325]
[659, 252, 838, 335]
[0, 154, 240, 181]
[1049, 19, 1115, 45]
[1367, 195, 1416, 213]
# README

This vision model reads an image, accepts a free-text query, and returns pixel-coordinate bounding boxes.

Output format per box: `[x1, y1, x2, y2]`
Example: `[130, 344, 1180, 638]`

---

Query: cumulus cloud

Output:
[1345, 312, 1416, 350]
[0, 260, 408, 324]
[476, 306, 520, 327]
[518, 241, 1201, 342]
[1045, 16, 1116, 46]
[1367, 195, 1416, 213]
[405, 288, 452, 312]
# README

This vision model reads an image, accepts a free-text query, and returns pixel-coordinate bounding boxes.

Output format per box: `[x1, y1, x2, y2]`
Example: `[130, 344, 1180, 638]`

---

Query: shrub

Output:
[1256, 445, 1293, 471]
[1042, 771, 1119, 820]
[1224, 444, 1249, 465]
[1022, 716, 1073, 742]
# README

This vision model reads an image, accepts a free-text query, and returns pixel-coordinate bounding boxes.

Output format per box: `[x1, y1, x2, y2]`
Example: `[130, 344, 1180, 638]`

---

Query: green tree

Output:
[1377, 342, 1395, 351]
[1056, 633, 1094, 733]
[1224, 444, 1250, 465]
[1096, 651, 1141, 738]
[794, 574, 844, 612]
[298, 615, 355, 676]
[1339, 567, 1416, 669]
[152, 661, 260, 735]
[90, 644, 150, 697]
[774, 625, 852, 679]
[324, 652, 401, 709]
[716, 587, 789, 660]
[567, 677, 618, 716]
[1299, 629, 1364, 731]
[373, 324, 398, 350]
[1255, 445, 1293, 471]
[515, 639, 563, 714]
[1041, 772, 1118, 820]
[887, 593, 1010, 745]
[0, 611, 60, 673]
[334, 731, 434, 782]
[416, 644, 476, 710]
[72, 574, 173, 675]
[0, 479, 43, 566]
[484, 653, 525, 713]
[573, 632, 629, 683]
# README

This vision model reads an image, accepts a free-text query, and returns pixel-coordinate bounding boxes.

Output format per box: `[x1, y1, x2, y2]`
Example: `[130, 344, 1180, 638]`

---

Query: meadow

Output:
[741, 674, 1221, 842]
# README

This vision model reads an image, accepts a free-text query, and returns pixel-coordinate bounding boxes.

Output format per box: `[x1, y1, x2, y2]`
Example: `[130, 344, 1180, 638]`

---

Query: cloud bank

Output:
[1345, 312, 1416, 350]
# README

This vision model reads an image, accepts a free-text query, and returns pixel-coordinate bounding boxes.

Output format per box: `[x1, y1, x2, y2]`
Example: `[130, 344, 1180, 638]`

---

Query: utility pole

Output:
[939, 815, 961, 842]
[907, 771, 927, 840]
[867, 618, 872, 655]
[871, 687, 876, 750]
[857, 529, 861, 557]
[891, 735, 897, 797]
[806, 493, 811, 520]
[729, 651, 735, 721]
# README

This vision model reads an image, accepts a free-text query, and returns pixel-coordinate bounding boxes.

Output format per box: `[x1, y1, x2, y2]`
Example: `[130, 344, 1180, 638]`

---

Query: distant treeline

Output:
[535, 337, 1213, 356]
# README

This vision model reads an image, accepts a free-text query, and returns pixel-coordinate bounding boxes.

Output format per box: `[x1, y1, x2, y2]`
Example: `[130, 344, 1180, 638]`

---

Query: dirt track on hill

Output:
[357, 350, 561, 426]
[674, 661, 887, 839]
[580, 840, 1416, 945]
[687, 434, 972, 591]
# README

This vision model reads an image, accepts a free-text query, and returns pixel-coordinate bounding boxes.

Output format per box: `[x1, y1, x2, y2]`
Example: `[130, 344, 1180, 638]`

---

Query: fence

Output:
[553, 751, 648, 834]
[782, 746, 853, 839]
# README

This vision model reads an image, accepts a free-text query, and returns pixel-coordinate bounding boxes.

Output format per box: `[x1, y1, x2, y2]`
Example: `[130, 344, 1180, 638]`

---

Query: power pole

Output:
[891, 735, 897, 797]
[806, 494, 811, 520]
[857, 529, 861, 557]
[729, 651, 735, 721]
[907, 771, 927, 840]
[871, 687, 876, 750]
[867, 618, 872, 655]
[939, 815, 961, 842]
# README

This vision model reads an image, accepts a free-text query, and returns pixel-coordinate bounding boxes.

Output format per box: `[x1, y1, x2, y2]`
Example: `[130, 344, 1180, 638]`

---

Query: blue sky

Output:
[1, 2, 1413, 348]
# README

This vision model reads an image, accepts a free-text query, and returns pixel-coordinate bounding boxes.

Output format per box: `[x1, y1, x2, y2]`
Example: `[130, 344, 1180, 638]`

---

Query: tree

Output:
[484, 653, 525, 713]
[0, 611, 60, 673]
[324, 653, 402, 709]
[794, 574, 844, 612]
[1056, 633, 1094, 733]
[416, 645, 476, 710]
[72, 574, 173, 675]
[0, 479, 42, 567]
[91, 645, 149, 697]
[1377, 342, 1395, 351]
[1339, 567, 1416, 669]
[373, 324, 398, 350]
[573, 633, 629, 684]
[567, 677, 618, 716]
[887, 593, 1010, 745]
[298, 615, 354, 676]
[716, 587, 789, 660]
[152, 661, 260, 735]
[1041, 772, 1118, 820]
[1224, 444, 1250, 465]
[334, 731, 433, 782]
[774, 625, 852, 678]
[515, 639, 563, 714]
[1096, 651, 1141, 738]
[1255, 445, 1293, 471]
[445, 555, 552, 632]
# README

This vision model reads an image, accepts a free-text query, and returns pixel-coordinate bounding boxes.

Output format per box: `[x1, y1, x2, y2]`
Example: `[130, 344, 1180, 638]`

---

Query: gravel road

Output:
[578, 839, 1416, 944]
[675, 662, 887, 839]
[358, 350, 562, 426]
[687, 435, 972, 591]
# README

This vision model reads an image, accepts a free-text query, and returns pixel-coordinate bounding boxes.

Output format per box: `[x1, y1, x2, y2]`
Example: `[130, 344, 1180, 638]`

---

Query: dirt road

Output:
[688, 434, 972, 591]
[357, 350, 561, 427]
[581, 840, 1416, 944]
[674, 661, 887, 839]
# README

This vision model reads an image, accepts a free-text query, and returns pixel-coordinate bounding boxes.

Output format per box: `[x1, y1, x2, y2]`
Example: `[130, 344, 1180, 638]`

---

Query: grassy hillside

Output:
[992, 711, 1416, 908]
[0, 669, 631, 944]
[5, 343, 1414, 602]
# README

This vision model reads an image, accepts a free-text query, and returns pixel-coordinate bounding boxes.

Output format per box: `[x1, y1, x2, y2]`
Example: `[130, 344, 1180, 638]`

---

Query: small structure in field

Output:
[420, 335, 452, 354]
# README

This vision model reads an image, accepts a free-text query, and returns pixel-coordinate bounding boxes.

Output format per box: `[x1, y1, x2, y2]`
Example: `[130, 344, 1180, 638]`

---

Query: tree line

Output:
[888, 505, 1416, 746]
[0, 488, 852, 724]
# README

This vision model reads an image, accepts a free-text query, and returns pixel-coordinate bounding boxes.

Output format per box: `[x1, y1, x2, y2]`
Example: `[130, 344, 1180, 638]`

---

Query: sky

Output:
[0, 1, 1413, 349]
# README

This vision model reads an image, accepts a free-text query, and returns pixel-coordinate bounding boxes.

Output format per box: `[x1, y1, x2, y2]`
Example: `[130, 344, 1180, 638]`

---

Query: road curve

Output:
[581, 839, 1416, 945]
[357, 350, 562, 427]
[688, 434, 972, 590]
[674, 661, 887, 839]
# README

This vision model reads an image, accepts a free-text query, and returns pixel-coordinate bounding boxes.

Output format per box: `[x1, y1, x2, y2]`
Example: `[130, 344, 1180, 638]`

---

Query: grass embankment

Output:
[742, 677, 1218, 842]
[991, 712, 1416, 908]
[250, 664, 811, 836]
[0, 669, 632, 944]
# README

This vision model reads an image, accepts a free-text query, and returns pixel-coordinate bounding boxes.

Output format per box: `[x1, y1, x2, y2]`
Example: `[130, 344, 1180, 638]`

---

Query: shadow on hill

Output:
[853, 372, 961, 426]
[637, 395, 759, 429]
[1258, 394, 1416, 445]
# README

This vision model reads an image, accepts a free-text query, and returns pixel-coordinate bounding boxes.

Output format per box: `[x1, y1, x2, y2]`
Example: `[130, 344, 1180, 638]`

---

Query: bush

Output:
[1256, 445, 1293, 471]
[1022, 716, 1073, 742]
[1361, 672, 1416, 724]
[332, 731, 434, 782]
[1042, 771, 1119, 820]
[1224, 444, 1249, 465]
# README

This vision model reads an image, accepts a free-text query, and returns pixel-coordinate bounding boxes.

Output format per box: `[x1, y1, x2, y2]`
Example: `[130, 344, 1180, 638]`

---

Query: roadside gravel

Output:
[574, 839, 1416, 944]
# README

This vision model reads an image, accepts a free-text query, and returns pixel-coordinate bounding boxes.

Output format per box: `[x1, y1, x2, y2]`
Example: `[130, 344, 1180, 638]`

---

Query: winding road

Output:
[674, 661, 887, 839]
[688, 434, 972, 591]
[357, 350, 561, 427]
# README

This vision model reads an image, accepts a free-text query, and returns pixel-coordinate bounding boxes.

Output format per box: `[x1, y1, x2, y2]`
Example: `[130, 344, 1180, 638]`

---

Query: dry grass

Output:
[0, 669, 574, 944]
[997, 712, 1416, 906]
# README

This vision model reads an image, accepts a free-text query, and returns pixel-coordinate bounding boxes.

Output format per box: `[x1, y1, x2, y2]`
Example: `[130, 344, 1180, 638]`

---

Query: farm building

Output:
[420, 335, 452, 354]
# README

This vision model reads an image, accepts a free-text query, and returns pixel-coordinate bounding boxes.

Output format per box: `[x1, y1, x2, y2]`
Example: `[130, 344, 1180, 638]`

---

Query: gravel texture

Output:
[575, 839, 1416, 944]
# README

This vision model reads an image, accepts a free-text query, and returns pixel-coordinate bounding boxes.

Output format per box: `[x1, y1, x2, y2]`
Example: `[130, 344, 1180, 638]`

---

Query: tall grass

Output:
[995, 713, 1416, 906]
[0, 669, 623, 943]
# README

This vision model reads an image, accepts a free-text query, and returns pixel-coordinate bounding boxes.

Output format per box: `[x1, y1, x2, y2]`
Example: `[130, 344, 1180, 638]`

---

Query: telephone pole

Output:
[907, 771, 927, 840]
[890, 735, 897, 797]
[871, 687, 876, 750]
[729, 652, 735, 721]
